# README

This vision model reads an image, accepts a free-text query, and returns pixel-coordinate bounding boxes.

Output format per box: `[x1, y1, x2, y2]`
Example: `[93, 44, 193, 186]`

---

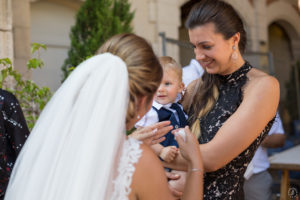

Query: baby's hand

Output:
[159, 146, 178, 162]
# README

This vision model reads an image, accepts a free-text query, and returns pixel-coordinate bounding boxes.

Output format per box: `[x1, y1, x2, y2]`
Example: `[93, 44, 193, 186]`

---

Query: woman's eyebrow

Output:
[197, 41, 210, 46]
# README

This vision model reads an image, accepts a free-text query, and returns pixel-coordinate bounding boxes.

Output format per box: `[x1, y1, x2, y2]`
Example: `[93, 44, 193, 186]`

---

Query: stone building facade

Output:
[0, 0, 300, 120]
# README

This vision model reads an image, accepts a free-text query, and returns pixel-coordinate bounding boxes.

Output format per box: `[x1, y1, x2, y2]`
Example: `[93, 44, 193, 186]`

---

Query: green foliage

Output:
[126, 127, 136, 136]
[61, 0, 134, 80]
[285, 61, 300, 120]
[0, 44, 52, 130]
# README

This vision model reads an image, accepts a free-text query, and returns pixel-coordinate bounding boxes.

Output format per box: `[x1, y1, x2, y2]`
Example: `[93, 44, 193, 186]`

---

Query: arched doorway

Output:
[268, 22, 300, 131]
[268, 22, 293, 102]
[178, 0, 198, 67]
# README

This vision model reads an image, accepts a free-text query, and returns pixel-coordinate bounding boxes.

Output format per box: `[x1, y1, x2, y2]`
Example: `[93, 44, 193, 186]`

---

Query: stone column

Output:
[12, 0, 31, 78]
[0, 0, 14, 66]
[253, 0, 268, 51]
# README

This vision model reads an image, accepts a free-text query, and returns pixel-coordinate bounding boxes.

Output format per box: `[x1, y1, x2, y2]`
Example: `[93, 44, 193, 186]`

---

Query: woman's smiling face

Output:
[189, 23, 239, 76]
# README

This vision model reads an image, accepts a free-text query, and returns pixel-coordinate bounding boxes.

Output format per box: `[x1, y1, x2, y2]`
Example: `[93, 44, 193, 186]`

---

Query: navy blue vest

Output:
[152, 103, 187, 147]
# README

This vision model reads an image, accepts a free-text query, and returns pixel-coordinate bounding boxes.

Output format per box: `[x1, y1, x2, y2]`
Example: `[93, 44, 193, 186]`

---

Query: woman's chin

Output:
[205, 67, 218, 74]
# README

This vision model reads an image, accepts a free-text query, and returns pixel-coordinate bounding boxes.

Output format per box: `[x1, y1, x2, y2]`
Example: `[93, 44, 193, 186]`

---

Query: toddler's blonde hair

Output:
[159, 56, 182, 82]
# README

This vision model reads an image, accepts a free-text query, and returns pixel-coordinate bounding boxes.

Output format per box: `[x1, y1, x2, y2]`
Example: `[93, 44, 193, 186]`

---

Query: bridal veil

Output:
[5, 53, 129, 199]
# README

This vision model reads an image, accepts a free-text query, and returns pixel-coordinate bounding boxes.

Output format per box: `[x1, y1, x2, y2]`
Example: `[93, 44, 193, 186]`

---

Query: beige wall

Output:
[30, 0, 78, 91]
[0, 0, 13, 64]
[12, 0, 31, 77]
[130, 0, 181, 61]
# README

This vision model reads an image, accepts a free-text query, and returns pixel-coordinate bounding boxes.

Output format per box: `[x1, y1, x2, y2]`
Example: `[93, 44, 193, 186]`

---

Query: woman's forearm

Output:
[182, 161, 204, 200]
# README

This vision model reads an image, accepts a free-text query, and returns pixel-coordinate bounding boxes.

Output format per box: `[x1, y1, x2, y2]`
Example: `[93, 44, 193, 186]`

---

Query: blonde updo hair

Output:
[97, 33, 163, 124]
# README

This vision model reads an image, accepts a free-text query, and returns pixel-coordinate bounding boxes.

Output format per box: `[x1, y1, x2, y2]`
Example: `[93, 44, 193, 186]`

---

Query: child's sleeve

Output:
[135, 107, 159, 128]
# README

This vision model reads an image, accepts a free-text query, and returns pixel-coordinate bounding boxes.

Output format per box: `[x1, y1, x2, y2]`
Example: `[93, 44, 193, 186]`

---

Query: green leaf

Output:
[27, 58, 44, 69]
[0, 58, 12, 67]
[31, 43, 47, 54]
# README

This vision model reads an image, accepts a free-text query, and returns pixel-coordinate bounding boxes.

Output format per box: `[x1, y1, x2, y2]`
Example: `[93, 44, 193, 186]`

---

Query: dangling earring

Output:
[137, 115, 140, 119]
[231, 45, 238, 61]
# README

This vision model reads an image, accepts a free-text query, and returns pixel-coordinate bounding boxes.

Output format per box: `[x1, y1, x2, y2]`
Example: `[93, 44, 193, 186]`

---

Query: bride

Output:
[5, 33, 203, 200]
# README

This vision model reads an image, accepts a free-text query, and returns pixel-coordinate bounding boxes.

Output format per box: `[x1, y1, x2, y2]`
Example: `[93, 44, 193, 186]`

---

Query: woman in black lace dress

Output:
[164, 0, 279, 199]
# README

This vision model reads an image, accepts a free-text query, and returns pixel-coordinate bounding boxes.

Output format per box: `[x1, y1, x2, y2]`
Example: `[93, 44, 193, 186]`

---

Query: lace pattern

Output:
[197, 62, 275, 199]
[111, 138, 142, 200]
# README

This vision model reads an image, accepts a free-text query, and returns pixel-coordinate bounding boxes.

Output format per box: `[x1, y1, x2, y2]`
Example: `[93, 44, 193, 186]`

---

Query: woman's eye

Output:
[165, 82, 171, 86]
[203, 45, 212, 50]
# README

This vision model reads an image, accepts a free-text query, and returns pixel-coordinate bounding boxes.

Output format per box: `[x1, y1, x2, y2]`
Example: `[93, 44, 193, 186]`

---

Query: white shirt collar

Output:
[153, 101, 172, 110]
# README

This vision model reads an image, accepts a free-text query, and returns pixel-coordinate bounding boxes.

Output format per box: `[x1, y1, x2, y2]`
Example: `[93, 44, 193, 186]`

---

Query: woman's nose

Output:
[194, 48, 205, 61]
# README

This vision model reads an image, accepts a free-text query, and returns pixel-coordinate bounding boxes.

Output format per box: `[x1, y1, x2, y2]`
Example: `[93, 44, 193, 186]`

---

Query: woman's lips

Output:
[201, 60, 214, 68]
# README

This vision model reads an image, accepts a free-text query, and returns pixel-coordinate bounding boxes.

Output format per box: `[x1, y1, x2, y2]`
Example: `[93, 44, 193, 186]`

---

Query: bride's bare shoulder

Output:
[129, 144, 173, 200]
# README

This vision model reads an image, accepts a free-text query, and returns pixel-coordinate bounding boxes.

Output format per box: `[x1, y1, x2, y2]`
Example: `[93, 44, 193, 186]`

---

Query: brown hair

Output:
[185, 0, 247, 137]
[185, 0, 246, 54]
[97, 33, 163, 124]
[159, 56, 182, 82]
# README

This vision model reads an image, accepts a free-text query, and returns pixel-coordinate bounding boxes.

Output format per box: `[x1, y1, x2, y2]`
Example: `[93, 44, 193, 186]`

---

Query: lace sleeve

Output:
[111, 138, 143, 200]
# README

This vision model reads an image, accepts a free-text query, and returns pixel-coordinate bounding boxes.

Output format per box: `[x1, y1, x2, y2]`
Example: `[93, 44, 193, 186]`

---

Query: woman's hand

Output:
[173, 126, 203, 168]
[165, 171, 183, 198]
[129, 121, 173, 146]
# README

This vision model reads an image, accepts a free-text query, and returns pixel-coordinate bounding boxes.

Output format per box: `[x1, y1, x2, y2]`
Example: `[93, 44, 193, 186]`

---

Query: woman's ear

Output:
[232, 32, 240, 47]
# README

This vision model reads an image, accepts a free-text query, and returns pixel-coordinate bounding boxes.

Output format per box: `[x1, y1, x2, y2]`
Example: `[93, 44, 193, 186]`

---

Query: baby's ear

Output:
[178, 82, 185, 93]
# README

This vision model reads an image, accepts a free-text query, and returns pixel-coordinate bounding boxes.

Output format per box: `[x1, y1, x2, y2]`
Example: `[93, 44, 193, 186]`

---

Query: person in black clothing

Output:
[0, 89, 29, 199]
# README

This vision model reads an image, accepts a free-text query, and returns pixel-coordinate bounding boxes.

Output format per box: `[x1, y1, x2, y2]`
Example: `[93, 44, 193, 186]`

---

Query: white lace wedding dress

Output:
[111, 138, 143, 199]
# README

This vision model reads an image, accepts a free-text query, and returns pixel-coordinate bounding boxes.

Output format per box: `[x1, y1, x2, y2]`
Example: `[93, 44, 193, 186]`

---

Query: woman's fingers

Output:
[154, 125, 173, 139]
[152, 120, 171, 128]
[174, 131, 184, 146]
[129, 121, 172, 146]
[165, 171, 180, 180]
[136, 128, 157, 140]
[169, 186, 183, 198]
[150, 137, 165, 145]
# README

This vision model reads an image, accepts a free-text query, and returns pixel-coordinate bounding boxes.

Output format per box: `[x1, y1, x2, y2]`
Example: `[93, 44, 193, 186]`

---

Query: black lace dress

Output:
[0, 90, 29, 199]
[198, 62, 274, 199]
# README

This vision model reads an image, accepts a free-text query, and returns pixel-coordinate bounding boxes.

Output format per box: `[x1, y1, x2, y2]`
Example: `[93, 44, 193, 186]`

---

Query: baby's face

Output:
[154, 69, 184, 105]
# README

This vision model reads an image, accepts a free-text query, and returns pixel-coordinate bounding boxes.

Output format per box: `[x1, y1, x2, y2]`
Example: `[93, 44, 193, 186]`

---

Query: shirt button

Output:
[175, 125, 179, 129]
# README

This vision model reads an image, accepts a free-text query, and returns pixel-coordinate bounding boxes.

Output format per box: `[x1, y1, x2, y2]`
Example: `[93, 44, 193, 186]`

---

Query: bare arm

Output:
[131, 127, 203, 200]
[165, 74, 280, 172]
[130, 144, 175, 200]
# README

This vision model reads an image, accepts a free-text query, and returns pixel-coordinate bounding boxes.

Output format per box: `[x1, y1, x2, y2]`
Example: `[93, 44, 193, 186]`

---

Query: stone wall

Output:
[129, 0, 181, 61]
[0, 0, 13, 66]
[12, 0, 31, 77]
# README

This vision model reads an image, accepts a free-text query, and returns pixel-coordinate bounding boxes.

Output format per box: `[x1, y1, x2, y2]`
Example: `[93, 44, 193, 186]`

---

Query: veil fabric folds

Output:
[5, 53, 129, 200]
